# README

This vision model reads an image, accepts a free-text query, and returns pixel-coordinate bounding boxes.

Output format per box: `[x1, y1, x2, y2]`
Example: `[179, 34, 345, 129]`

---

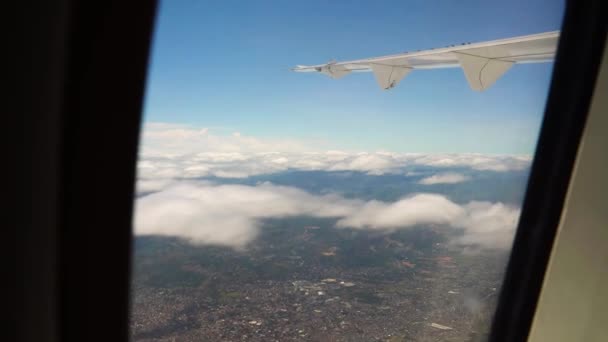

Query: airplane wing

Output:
[293, 31, 559, 91]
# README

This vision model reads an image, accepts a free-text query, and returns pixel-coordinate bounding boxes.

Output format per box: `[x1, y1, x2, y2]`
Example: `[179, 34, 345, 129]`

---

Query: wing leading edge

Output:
[293, 31, 559, 91]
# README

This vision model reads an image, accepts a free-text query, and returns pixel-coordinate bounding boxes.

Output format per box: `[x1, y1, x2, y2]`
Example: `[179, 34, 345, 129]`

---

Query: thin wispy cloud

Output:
[418, 172, 471, 185]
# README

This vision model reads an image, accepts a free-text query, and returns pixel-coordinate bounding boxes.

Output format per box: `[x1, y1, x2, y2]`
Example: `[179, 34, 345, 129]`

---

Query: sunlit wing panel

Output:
[293, 31, 559, 91]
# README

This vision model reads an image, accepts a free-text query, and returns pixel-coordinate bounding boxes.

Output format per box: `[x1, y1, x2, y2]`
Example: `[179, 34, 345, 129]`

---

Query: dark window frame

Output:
[490, 1, 606, 341]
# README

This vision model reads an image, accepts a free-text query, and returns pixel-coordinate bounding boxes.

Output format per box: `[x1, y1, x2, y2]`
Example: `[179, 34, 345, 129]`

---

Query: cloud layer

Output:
[138, 123, 532, 180]
[134, 182, 520, 250]
[134, 123, 525, 251]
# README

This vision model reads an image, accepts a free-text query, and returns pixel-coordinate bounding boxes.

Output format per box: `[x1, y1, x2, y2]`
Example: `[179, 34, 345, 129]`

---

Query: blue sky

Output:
[142, 0, 565, 154]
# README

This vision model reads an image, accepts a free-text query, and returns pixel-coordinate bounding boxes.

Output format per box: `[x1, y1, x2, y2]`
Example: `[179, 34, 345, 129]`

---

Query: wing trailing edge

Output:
[293, 31, 559, 91]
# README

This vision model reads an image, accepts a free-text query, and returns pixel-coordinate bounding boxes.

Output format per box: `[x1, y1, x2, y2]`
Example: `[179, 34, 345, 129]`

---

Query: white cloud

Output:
[453, 201, 521, 250]
[327, 153, 401, 175]
[418, 172, 471, 185]
[134, 182, 519, 250]
[137, 150, 529, 181]
[140, 122, 316, 157]
[335, 194, 464, 229]
[134, 182, 361, 248]
[136, 178, 178, 194]
[139, 123, 531, 177]
[136, 123, 531, 180]
[410, 153, 532, 172]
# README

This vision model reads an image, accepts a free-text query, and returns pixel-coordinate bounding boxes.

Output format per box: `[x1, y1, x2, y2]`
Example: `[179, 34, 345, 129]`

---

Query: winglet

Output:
[370, 64, 412, 90]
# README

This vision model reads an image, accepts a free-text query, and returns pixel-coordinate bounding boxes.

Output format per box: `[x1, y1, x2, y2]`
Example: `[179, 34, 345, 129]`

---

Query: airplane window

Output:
[131, 1, 565, 340]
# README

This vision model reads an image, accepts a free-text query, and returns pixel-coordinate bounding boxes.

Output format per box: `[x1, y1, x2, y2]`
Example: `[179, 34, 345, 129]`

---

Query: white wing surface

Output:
[293, 31, 559, 91]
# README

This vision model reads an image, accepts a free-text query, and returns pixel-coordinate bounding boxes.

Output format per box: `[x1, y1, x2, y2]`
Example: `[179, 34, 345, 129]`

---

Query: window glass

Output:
[131, 1, 565, 340]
